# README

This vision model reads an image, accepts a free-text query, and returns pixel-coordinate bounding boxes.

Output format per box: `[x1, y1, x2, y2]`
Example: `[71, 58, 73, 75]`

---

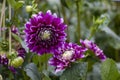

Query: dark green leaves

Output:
[101, 58, 120, 80]
[60, 62, 88, 80]
[24, 63, 42, 80]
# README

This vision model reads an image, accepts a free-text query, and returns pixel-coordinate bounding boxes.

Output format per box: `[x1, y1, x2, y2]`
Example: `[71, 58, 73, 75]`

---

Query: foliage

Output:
[0, 0, 120, 80]
[101, 58, 120, 80]
[60, 62, 88, 80]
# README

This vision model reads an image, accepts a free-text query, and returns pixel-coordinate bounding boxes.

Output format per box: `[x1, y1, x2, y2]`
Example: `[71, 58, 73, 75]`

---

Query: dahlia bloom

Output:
[24, 10, 67, 55]
[11, 25, 19, 35]
[17, 48, 26, 58]
[48, 43, 87, 73]
[0, 54, 8, 65]
[80, 39, 106, 61]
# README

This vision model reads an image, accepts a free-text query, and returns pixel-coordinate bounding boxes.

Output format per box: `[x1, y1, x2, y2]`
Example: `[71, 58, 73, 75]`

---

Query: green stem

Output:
[9, 27, 11, 54]
[0, 0, 6, 38]
[3, 10, 6, 40]
[61, 3, 69, 42]
[88, 24, 99, 40]
[75, 0, 81, 42]
[9, 4, 12, 54]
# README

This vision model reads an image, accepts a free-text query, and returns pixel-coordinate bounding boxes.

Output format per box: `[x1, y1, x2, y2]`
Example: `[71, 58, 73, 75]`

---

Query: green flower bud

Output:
[26, 5, 33, 13]
[7, 51, 17, 59]
[0, 40, 9, 51]
[11, 57, 24, 68]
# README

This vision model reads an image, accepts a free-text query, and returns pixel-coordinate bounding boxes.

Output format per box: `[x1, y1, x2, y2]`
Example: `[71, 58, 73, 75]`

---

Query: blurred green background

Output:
[0, 0, 120, 80]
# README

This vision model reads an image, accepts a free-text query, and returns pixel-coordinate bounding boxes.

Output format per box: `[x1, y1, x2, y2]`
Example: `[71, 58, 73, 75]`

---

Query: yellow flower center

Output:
[62, 50, 74, 60]
[41, 30, 51, 40]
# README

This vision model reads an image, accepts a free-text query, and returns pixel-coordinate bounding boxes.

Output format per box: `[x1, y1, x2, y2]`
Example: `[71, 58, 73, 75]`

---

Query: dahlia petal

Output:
[53, 13, 57, 18]
[46, 10, 52, 15]
[25, 22, 31, 29]
[98, 53, 107, 61]
[44, 12, 53, 25]
[80, 39, 106, 61]
[55, 68, 63, 73]
[30, 16, 38, 26]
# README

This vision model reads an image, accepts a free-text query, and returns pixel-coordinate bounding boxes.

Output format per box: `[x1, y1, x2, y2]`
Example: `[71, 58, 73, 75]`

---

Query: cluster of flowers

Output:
[0, 48, 26, 73]
[24, 10, 107, 73]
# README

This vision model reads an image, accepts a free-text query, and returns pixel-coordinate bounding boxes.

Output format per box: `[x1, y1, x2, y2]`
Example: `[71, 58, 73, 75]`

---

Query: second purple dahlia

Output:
[80, 39, 106, 61]
[48, 43, 87, 73]
[24, 10, 67, 55]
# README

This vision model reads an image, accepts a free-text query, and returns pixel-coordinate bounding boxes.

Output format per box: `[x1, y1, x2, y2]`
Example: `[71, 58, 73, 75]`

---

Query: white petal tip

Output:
[47, 10, 52, 15]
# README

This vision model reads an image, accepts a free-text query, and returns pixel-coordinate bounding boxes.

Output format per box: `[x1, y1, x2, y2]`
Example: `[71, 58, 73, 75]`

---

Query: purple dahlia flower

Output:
[48, 43, 87, 73]
[80, 39, 106, 61]
[8, 66, 16, 74]
[24, 10, 67, 55]
[11, 25, 19, 35]
[17, 48, 26, 58]
[0, 54, 9, 65]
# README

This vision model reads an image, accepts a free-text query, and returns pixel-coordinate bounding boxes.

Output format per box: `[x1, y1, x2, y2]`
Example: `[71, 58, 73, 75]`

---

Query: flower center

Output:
[62, 50, 74, 60]
[40, 30, 51, 40]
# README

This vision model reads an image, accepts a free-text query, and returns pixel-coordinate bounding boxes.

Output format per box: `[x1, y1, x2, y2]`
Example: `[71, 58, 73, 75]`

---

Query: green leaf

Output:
[89, 14, 110, 39]
[60, 0, 69, 9]
[24, 63, 42, 80]
[32, 54, 52, 71]
[60, 62, 88, 80]
[12, 33, 28, 52]
[100, 27, 120, 49]
[14, 1, 24, 10]
[101, 58, 120, 80]
[7, 0, 16, 8]
[7, 0, 24, 10]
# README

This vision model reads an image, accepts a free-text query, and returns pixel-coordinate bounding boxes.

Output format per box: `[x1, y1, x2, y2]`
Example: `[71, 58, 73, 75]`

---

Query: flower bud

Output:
[26, 5, 33, 13]
[0, 40, 9, 51]
[11, 57, 24, 68]
[7, 50, 17, 59]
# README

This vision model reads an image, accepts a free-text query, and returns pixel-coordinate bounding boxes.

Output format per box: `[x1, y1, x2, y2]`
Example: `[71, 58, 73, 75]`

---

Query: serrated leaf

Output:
[24, 63, 42, 80]
[101, 58, 120, 80]
[60, 62, 88, 80]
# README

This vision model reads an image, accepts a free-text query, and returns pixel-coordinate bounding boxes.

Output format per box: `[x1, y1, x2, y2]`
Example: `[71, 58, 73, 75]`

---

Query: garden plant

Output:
[0, 0, 120, 80]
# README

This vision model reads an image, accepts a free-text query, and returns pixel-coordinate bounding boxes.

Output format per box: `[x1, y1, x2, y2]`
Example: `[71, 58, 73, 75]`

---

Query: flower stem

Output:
[61, 3, 69, 42]
[9, 4, 12, 54]
[0, 0, 6, 38]
[75, 0, 81, 42]
[3, 9, 6, 40]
